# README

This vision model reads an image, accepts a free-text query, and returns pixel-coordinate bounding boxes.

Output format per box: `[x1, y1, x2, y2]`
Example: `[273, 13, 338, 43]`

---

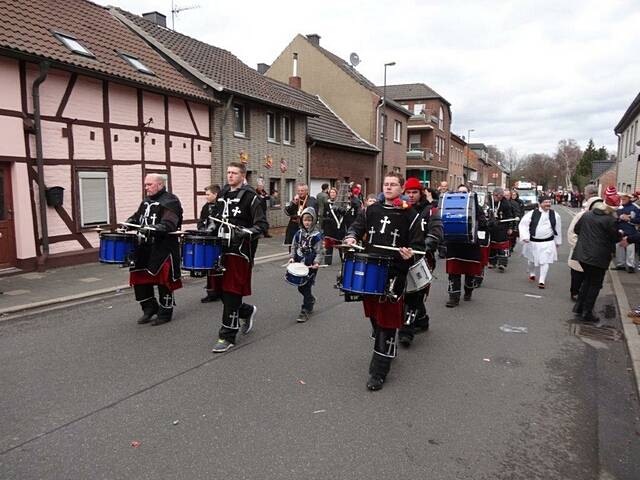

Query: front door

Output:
[0, 164, 16, 267]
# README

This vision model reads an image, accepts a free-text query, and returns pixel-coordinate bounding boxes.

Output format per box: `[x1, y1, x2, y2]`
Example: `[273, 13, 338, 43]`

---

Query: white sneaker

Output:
[241, 305, 256, 335]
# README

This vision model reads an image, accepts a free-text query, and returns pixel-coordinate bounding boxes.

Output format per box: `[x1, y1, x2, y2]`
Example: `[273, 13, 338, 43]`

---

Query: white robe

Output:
[518, 208, 562, 266]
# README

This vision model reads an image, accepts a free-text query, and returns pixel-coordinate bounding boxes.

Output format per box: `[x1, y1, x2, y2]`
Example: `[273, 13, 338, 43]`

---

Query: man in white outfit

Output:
[519, 196, 562, 289]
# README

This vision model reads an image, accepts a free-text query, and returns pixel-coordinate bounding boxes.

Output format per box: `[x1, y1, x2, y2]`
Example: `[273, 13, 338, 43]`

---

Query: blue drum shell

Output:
[182, 235, 221, 270]
[99, 233, 135, 264]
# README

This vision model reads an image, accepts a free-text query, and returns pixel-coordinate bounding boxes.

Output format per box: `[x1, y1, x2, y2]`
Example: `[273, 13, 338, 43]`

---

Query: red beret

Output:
[404, 177, 422, 191]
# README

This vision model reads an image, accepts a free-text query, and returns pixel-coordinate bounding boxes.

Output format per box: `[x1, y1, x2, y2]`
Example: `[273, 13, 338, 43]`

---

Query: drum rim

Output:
[100, 232, 136, 239]
[182, 234, 222, 243]
[287, 262, 310, 275]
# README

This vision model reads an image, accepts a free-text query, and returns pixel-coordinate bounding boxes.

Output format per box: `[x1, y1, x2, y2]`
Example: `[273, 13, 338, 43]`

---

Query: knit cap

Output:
[603, 186, 620, 207]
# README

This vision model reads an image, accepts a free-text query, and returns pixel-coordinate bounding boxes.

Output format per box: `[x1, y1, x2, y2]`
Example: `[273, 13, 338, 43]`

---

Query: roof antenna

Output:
[171, 0, 200, 30]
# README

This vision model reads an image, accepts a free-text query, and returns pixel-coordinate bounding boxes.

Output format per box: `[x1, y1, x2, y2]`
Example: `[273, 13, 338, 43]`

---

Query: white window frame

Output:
[267, 112, 277, 142]
[393, 120, 402, 143]
[233, 104, 246, 137]
[409, 133, 421, 150]
[413, 104, 425, 115]
[78, 171, 109, 227]
[282, 115, 292, 145]
[438, 107, 444, 130]
[53, 32, 95, 58]
[120, 53, 154, 75]
[285, 179, 296, 202]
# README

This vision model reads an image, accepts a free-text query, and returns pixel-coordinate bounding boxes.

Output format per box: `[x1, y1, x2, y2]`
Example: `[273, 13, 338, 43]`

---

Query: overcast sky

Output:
[99, 0, 639, 157]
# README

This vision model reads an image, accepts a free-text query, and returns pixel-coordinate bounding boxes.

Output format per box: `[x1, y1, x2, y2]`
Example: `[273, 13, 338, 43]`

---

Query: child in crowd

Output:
[365, 194, 377, 208]
[289, 207, 322, 322]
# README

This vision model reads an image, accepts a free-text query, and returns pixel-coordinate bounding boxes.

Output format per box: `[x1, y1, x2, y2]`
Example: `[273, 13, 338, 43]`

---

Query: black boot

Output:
[367, 354, 392, 391]
[414, 314, 430, 333]
[152, 289, 174, 326]
[201, 292, 220, 303]
[137, 298, 158, 324]
[464, 288, 473, 301]
[446, 294, 460, 308]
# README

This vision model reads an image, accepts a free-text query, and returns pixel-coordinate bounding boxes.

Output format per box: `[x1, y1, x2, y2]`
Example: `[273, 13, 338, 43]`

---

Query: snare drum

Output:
[441, 192, 477, 243]
[406, 258, 433, 293]
[181, 233, 222, 271]
[99, 232, 136, 264]
[285, 262, 310, 286]
[340, 252, 391, 295]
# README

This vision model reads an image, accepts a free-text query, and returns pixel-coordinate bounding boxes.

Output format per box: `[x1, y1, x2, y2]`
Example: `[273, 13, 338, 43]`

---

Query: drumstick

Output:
[371, 244, 427, 256]
[120, 221, 142, 229]
[334, 243, 365, 250]
[209, 216, 253, 234]
[499, 217, 520, 223]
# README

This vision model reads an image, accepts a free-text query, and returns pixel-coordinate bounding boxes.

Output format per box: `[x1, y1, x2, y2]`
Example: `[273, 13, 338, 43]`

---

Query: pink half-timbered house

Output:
[0, 0, 217, 270]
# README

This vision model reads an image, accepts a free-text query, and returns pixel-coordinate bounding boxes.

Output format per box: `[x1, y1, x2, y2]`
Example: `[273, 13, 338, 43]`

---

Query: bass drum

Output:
[441, 192, 478, 243]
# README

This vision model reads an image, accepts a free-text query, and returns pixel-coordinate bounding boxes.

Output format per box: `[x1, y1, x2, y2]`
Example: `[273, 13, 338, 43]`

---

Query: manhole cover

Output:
[571, 324, 624, 342]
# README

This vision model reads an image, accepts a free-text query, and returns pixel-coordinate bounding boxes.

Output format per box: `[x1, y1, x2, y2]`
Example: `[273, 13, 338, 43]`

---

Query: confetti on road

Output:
[131, 441, 141, 448]
[173, 420, 179, 425]
[313, 409, 326, 414]
[483, 358, 491, 362]
[500, 324, 528, 334]
[297, 379, 306, 385]
[524, 294, 542, 299]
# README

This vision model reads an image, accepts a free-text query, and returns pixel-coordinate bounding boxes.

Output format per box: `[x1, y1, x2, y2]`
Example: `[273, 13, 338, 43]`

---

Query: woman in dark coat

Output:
[572, 188, 621, 322]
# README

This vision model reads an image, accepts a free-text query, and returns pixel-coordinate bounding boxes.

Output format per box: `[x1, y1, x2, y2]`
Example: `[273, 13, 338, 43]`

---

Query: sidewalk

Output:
[0, 232, 289, 317]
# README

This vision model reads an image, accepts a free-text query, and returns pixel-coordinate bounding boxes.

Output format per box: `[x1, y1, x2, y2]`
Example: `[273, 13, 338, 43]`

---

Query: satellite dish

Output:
[349, 52, 360, 67]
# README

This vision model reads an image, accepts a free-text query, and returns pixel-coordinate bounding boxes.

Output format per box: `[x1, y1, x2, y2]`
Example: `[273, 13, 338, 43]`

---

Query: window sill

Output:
[234, 133, 248, 139]
[267, 139, 279, 144]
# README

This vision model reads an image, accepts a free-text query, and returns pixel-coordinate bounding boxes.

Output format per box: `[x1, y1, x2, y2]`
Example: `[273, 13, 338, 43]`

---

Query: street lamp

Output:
[465, 129, 475, 186]
[380, 61, 396, 189]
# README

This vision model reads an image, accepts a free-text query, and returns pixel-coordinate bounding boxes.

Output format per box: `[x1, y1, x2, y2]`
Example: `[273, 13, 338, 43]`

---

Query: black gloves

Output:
[234, 228, 252, 241]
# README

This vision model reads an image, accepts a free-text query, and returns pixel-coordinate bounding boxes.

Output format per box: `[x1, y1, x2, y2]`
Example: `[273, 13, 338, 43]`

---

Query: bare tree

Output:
[555, 139, 582, 189]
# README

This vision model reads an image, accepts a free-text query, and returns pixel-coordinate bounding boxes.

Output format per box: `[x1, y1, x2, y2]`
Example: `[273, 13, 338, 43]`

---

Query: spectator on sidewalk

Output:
[566, 184, 602, 301]
[316, 183, 330, 220]
[614, 192, 640, 273]
[571, 186, 621, 323]
[619, 231, 640, 324]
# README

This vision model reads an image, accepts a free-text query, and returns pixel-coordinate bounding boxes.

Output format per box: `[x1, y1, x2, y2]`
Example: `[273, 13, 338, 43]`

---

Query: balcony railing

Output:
[406, 148, 434, 161]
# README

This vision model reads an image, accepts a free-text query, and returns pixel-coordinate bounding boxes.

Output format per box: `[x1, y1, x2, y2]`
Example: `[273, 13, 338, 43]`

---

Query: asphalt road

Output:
[1, 208, 639, 479]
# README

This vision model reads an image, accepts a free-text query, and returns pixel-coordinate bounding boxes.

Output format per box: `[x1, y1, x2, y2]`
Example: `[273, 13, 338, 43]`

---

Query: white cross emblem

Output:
[368, 226, 376, 242]
[379, 215, 391, 233]
[162, 293, 173, 308]
[232, 206, 241, 217]
[390, 228, 400, 247]
[228, 311, 240, 329]
[421, 218, 427, 232]
[385, 337, 396, 356]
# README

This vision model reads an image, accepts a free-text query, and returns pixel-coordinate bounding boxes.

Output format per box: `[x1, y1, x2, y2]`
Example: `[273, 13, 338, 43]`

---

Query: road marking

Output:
[524, 294, 542, 298]
[79, 277, 102, 283]
[3, 289, 30, 296]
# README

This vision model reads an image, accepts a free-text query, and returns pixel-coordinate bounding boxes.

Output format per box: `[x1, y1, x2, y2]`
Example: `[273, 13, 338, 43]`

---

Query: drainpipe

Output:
[375, 100, 382, 191]
[33, 61, 50, 271]
[219, 95, 234, 185]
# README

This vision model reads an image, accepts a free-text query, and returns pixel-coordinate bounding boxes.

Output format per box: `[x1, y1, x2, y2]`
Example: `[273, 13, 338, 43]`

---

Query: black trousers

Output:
[219, 292, 255, 343]
[298, 270, 317, 312]
[574, 263, 606, 316]
[369, 321, 396, 379]
[570, 268, 585, 296]
[399, 290, 427, 340]
[134, 284, 174, 319]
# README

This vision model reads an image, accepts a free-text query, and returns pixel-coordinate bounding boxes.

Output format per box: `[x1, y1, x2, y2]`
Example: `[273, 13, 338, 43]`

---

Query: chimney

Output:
[257, 63, 270, 75]
[142, 11, 167, 27]
[289, 53, 301, 90]
[306, 34, 321, 46]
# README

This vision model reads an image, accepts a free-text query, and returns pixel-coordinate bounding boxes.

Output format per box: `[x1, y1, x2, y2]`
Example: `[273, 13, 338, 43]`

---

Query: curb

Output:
[609, 269, 640, 400]
[0, 252, 290, 319]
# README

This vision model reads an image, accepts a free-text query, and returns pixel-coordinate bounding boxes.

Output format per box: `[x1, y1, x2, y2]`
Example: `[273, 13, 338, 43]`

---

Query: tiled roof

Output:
[380, 83, 450, 106]
[0, 0, 212, 101]
[266, 79, 378, 153]
[591, 160, 616, 181]
[614, 91, 640, 134]
[117, 9, 316, 115]
[305, 38, 411, 117]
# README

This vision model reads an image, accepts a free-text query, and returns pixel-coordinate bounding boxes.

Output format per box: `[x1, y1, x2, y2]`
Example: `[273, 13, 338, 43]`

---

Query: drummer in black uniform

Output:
[487, 187, 515, 272]
[321, 187, 346, 265]
[444, 184, 488, 307]
[198, 184, 221, 303]
[209, 162, 268, 353]
[398, 177, 443, 347]
[127, 173, 183, 326]
[344, 172, 425, 391]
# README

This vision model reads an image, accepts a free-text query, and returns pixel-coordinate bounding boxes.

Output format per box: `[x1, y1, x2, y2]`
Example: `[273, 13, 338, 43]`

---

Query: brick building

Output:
[614, 91, 640, 193]
[382, 83, 452, 187]
[449, 133, 466, 188]
[265, 34, 411, 190]
[0, 0, 217, 270]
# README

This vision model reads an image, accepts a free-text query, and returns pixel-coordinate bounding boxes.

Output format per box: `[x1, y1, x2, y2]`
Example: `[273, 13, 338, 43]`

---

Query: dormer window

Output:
[120, 53, 154, 75]
[53, 32, 95, 58]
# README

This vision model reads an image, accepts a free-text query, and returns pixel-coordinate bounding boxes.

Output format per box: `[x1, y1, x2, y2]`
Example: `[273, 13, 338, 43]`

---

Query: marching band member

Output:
[519, 195, 562, 289]
[321, 187, 346, 265]
[284, 184, 317, 248]
[127, 174, 183, 326]
[198, 184, 222, 303]
[344, 172, 425, 391]
[398, 177, 443, 347]
[445, 185, 488, 307]
[487, 187, 515, 272]
[288, 207, 323, 322]
[210, 162, 268, 353]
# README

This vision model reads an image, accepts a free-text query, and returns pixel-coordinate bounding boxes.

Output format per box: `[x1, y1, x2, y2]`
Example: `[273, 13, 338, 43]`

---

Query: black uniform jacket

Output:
[211, 184, 269, 262]
[127, 188, 183, 279]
